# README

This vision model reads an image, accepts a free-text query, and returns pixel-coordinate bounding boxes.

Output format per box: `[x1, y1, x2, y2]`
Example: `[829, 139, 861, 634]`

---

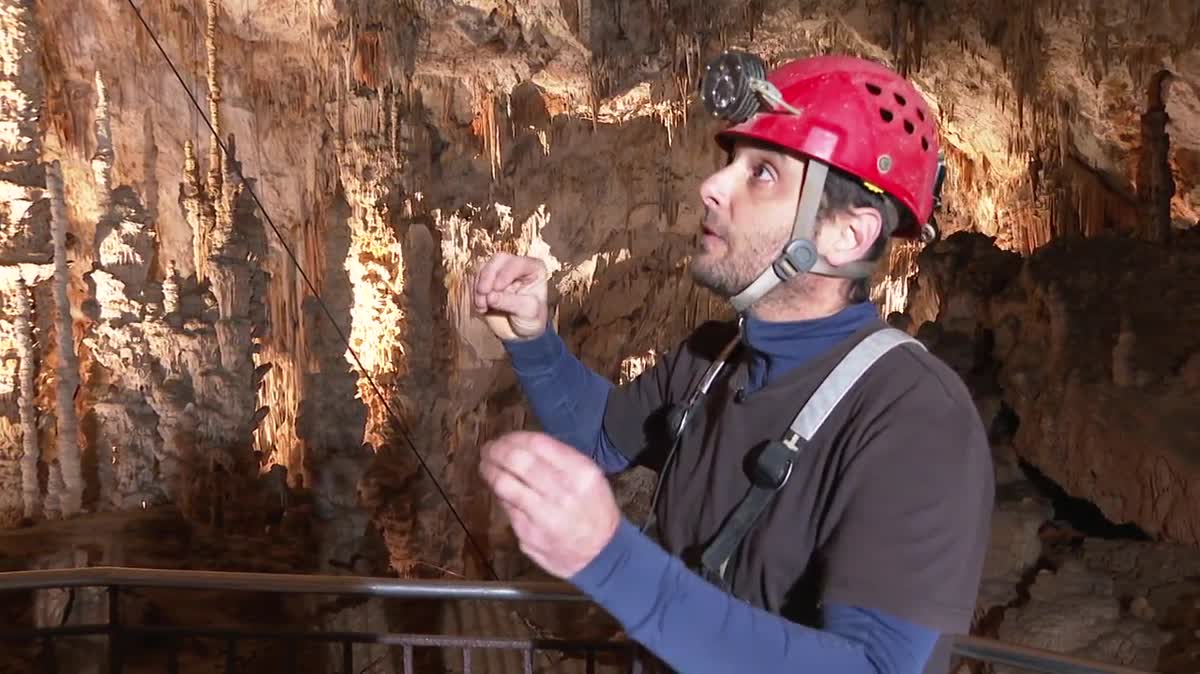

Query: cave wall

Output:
[0, 0, 1194, 598]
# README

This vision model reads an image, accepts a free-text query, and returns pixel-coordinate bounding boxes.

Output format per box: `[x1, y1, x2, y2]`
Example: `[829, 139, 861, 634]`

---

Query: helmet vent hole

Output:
[921, 136, 930, 151]
[879, 108, 894, 122]
[893, 92, 908, 106]
[903, 119, 915, 134]
[865, 83, 883, 96]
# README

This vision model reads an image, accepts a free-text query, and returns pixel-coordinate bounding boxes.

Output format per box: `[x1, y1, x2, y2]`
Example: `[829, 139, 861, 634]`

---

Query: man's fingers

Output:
[474, 254, 547, 316]
[482, 433, 586, 511]
[491, 256, 545, 296]
[472, 254, 510, 312]
[481, 459, 540, 513]
[486, 291, 543, 321]
[502, 499, 546, 550]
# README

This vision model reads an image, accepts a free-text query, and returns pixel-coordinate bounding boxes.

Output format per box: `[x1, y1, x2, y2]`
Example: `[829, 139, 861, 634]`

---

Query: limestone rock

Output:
[993, 559, 1169, 674]
[979, 487, 1053, 616]
[914, 230, 1200, 544]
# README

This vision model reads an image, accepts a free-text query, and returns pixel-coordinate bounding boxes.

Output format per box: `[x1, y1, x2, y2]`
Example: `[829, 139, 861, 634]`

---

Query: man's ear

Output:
[820, 207, 883, 265]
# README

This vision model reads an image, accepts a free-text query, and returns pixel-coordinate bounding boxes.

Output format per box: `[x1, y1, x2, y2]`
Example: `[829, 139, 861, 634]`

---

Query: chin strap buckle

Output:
[771, 239, 818, 281]
[729, 238, 821, 314]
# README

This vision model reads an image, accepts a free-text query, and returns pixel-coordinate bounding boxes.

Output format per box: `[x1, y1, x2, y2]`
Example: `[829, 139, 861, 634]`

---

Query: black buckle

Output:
[748, 440, 796, 491]
[772, 239, 818, 281]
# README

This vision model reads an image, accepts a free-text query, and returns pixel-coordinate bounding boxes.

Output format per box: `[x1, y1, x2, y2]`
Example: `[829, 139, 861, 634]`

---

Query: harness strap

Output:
[641, 327, 744, 538]
[698, 327, 923, 588]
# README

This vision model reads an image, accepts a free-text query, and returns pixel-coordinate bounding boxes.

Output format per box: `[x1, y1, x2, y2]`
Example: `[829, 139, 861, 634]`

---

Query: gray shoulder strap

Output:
[698, 327, 924, 586]
[785, 327, 923, 446]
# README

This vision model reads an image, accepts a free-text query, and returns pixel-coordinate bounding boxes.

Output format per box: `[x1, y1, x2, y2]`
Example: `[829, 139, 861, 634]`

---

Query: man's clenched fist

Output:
[479, 431, 621, 579]
[472, 253, 549, 341]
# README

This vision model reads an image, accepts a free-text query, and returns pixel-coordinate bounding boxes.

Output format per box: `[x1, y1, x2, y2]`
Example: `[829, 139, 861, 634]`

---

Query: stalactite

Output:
[1052, 155, 1142, 241]
[45, 161, 82, 517]
[575, 0, 591, 47]
[14, 278, 39, 520]
[475, 91, 502, 182]
[204, 0, 223, 204]
[891, 1, 925, 77]
[1137, 70, 1174, 243]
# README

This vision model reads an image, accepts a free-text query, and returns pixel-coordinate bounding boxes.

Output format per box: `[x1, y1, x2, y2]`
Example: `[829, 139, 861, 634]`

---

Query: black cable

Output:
[122, 0, 501, 582]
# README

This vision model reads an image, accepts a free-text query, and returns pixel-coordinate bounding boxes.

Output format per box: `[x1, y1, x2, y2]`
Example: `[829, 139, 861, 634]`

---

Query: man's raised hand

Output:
[472, 253, 550, 341]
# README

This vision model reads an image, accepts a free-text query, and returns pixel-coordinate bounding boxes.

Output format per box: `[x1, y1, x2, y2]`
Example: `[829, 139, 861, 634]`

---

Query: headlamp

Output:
[700, 50, 770, 123]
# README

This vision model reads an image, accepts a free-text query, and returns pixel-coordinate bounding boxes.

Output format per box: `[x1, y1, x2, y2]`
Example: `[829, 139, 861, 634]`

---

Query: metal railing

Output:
[0, 566, 1158, 674]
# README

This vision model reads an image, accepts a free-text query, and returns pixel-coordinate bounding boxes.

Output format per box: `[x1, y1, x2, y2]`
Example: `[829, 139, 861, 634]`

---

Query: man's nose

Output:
[699, 165, 733, 215]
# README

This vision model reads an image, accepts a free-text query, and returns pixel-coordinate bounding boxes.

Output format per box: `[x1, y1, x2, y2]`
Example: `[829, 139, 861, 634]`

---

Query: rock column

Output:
[46, 161, 82, 517]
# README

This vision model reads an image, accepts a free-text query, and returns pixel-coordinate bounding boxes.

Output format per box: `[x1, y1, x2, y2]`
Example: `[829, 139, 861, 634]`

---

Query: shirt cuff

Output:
[501, 326, 563, 375]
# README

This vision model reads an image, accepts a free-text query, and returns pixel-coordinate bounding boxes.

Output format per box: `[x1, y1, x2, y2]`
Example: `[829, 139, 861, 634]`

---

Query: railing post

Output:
[402, 644, 413, 674]
[107, 586, 122, 674]
[166, 638, 179, 674]
[225, 637, 237, 674]
[284, 639, 297, 672]
[39, 636, 57, 674]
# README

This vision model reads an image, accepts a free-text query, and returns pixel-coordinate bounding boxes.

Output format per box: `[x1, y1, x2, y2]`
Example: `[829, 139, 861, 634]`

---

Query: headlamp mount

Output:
[700, 50, 800, 123]
[921, 153, 948, 243]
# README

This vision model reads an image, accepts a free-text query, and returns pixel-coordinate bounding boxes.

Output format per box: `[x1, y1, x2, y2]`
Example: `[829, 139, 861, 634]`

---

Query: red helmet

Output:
[714, 54, 941, 237]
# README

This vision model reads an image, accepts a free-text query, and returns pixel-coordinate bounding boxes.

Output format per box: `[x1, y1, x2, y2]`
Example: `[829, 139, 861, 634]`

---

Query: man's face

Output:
[691, 139, 807, 297]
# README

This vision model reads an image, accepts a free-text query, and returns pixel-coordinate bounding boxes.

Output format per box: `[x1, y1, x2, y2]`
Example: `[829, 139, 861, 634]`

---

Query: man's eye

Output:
[752, 163, 776, 181]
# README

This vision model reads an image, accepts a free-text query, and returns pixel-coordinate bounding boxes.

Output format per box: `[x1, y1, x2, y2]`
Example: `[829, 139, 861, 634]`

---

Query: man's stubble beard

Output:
[689, 232, 781, 299]
[689, 252, 746, 298]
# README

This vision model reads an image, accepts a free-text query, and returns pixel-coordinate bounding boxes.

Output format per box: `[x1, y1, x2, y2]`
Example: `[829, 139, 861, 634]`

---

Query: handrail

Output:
[0, 565, 583, 601]
[953, 636, 1159, 674]
[0, 566, 1158, 674]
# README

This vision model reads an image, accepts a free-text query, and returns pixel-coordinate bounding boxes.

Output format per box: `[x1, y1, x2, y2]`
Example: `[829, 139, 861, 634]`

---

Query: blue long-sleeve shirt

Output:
[503, 302, 940, 673]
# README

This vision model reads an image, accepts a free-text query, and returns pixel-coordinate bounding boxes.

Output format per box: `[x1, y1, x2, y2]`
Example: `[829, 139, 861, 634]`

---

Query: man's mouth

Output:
[700, 225, 724, 250]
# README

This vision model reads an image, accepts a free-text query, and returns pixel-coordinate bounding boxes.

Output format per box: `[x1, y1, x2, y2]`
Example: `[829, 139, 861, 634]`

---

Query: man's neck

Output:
[745, 284, 851, 323]
[737, 297, 879, 394]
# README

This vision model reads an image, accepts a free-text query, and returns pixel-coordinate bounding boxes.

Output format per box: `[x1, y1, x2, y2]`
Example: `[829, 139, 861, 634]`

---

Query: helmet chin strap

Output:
[728, 161, 877, 314]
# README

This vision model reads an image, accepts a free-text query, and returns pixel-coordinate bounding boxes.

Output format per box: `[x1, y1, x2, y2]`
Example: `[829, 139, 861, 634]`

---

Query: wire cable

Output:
[122, 0, 501, 582]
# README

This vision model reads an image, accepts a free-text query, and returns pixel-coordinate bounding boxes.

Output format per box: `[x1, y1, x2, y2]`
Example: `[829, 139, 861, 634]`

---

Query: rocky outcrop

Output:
[911, 229, 1200, 546]
[908, 228, 1198, 673]
[992, 559, 1169, 674]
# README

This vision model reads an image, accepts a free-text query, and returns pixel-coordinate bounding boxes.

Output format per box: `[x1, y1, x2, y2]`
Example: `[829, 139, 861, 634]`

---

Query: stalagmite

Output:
[43, 463, 65, 520]
[13, 278, 38, 519]
[45, 161, 82, 517]
[162, 262, 179, 316]
[91, 72, 114, 210]
[81, 66, 165, 510]
[181, 142, 212, 282]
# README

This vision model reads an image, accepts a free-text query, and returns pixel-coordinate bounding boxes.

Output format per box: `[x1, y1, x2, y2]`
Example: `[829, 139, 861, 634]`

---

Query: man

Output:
[473, 52, 994, 673]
